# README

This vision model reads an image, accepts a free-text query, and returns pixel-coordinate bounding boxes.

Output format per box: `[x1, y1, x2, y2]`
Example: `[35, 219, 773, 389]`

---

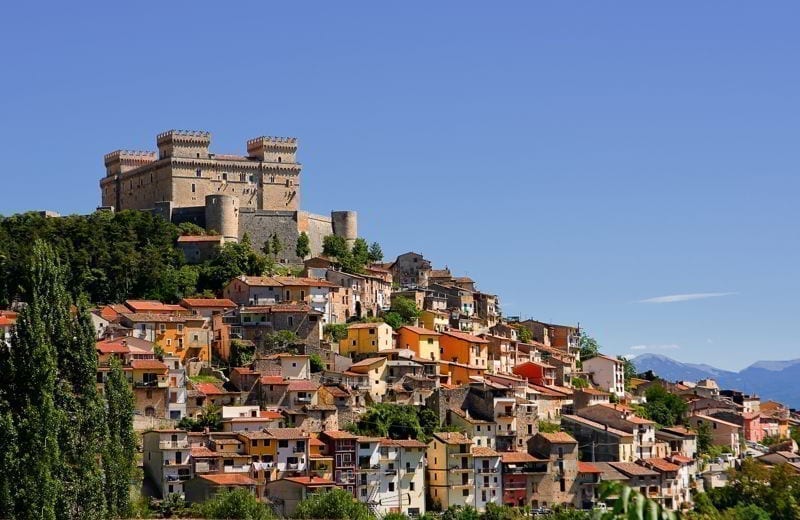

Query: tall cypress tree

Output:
[5, 241, 62, 520]
[104, 357, 136, 518]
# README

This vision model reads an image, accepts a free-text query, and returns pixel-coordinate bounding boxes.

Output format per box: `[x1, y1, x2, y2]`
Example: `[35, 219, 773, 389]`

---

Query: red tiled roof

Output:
[322, 430, 358, 440]
[578, 462, 602, 474]
[537, 432, 577, 444]
[441, 330, 490, 344]
[0, 316, 17, 327]
[287, 380, 320, 392]
[242, 304, 315, 313]
[191, 446, 218, 458]
[264, 428, 306, 439]
[641, 458, 680, 472]
[323, 385, 350, 398]
[608, 462, 659, 477]
[472, 447, 500, 457]
[260, 410, 283, 420]
[96, 338, 130, 354]
[501, 452, 543, 464]
[176, 235, 223, 243]
[399, 325, 441, 336]
[180, 298, 236, 308]
[194, 382, 228, 395]
[260, 376, 289, 385]
[390, 439, 428, 448]
[125, 300, 186, 313]
[274, 276, 336, 288]
[349, 357, 387, 369]
[669, 454, 693, 464]
[235, 276, 283, 287]
[282, 476, 336, 487]
[200, 473, 257, 486]
[434, 432, 472, 444]
[129, 359, 167, 371]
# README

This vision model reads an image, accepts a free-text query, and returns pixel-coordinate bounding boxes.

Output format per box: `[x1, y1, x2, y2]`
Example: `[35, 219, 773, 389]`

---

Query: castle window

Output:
[249, 175, 255, 183]
[277, 156, 281, 163]
[222, 173, 228, 181]
[240, 173, 246, 182]
[191, 184, 196, 193]
[196, 169, 201, 177]
[270, 176, 275, 183]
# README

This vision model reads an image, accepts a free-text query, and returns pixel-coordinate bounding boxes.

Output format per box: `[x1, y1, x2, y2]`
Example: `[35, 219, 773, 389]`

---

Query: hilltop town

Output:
[1, 131, 799, 519]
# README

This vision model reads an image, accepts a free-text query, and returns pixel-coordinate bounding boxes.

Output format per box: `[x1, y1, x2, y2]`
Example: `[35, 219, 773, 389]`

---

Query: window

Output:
[409, 482, 415, 491]
[388, 483, 395, 492]
[191, 183, 196, 193]
[462, 489, 469, 497]
[222, 173, 228, 181]
[279, 440, 288, 448]
[427, 338, 433, 344]
[177, 324, 184, 333]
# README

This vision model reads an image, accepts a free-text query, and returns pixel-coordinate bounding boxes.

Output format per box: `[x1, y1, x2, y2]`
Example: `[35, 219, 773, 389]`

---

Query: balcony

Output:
[223, 465, 251, 473]
[134, 379, 168, 388]
[295, 397, 312, 403]
[163, 460, 190, 467]
[165, 472, 191, 482]
[477, 467, 498, 474]
[496, 430, 517, 437]
[449, 451, 473, 458]
[159, 440, 189, 449]
[287, 463, 300, 470]
[384, 469, 397, 476]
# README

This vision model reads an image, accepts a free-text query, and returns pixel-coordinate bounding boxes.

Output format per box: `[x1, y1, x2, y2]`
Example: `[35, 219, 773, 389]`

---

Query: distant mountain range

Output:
[632, 353, 800, 408]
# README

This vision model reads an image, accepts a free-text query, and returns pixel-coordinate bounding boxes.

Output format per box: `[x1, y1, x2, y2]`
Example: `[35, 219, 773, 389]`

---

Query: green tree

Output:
[441, 505, 480, 520]
[515, 325, 533, 343]
[176, 221, 206, 236]
[309, 353, 324, 373]
[383, 296, 421, 329]
[104, 357, 137, 518]
[579, 332, 600, 361]
[351, 238, 370, 267]
[270, 233, 283, 258]
[593, 481, 678, 519]
[230, 339, 255, 368]
[618, 355, 637, 390]
[383, 514, 410, 520]
[482, 503, 523, 520]
[538, 420, 561, 433]
[322, 235, 350, 259]
[193, 488, 273, 519]
[324, 323, 349, 343]
[641, 384, 687, 427]
[368, 241, 383, 263]
[697, 421, 713, 455]
[295, 232, 311, 259]
[348, 403, 428, 440]
[293, 488, 372, 520]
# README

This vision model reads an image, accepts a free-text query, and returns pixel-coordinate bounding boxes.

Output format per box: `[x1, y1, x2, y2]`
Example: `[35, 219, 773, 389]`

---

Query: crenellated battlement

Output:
[156, 129, 211, 145]
[103, 150, 158, 166]
[247, 136, 298, 161]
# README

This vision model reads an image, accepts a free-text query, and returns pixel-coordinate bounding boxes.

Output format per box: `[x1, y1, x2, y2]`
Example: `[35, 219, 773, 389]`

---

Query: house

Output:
[655, 426, 698, 460]
[483, 334, 517, 375]
[500, 451, 548, 508]
[637, 458, 687, 509]
[515, 320, 580, 355]
[396, 325, 441, 362]
[561, 414, 636, 462]
[448, 408, 498, 449]
[185, 473, 258, 504]
[419, 309, 449, 333]
[224, 276, 284, 306]
[573, 388, 611, 411]
[119, 312, 211, 363]
[576, 462, 603, 509]
[607, 463, 661, 502]
[389, 252, 432, 288]
[472, 447, 503, 511]
[527, 432, 580, 509]
[129, 359, 170, 418]
[356, 438, 427, 517]
[687, 415, 742, 457]
[582, 355, 626, 397]
[438, 361, 485, 386]
[339, 322, 394, 358]
[229, 304, 323, 349]
[473, 292, 500, 328]
[319, 430, 358, 495]
[265, 476, 338, 517]
[346, 357, 390, 402]
[426, 432, 477, 510]
[513, 361, 557, 386]
[0, 310, 18, 346]
[440, 330, 489, 369]
[266, 353, 311, 380]
[266, 428, 310, 475]
[142, 430, 192, 498]
[179, 298, 237, 318]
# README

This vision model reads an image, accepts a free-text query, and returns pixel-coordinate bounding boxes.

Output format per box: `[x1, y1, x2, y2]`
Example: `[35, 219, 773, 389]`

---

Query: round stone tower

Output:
[205, 195, 240, 242]
[331, 210, 358, 246]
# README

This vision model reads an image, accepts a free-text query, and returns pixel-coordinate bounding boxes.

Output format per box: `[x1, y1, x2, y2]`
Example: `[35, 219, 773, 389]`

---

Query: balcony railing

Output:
[223, 465, 251, 473]
[159, 440, 189, 449]
[477, 467, 497, 474]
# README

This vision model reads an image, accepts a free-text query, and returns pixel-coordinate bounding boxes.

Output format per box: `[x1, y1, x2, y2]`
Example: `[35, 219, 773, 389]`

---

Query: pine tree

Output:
[368, 241, 383, 263]
[270, 233, 283, 258]
[104, 357, 136, 518]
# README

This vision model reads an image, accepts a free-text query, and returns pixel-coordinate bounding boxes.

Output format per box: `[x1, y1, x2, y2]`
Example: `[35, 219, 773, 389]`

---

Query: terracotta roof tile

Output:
[194, 382, 229, 395]
[608, 462, 659, 477]
[472, 447, 500, 457]
[399, 325, 441, 336]
[537, 432, 577, 444]
[641, 458, 680, 473]
[260, 376, 288, 385]
[322, 430, 358, 440]
[264, 428, 307, 439]
[281, 476, 336, 486]
[434, 432, 472, 445]
[180, 298, 236, 308]
[129, 359, 168, 371]
[286, 380, 320, 392]
[200, 473, 257, 486]
[578, 462, 602, 473]
[501, 451, 544, 463]
[441, 330, 489, 344]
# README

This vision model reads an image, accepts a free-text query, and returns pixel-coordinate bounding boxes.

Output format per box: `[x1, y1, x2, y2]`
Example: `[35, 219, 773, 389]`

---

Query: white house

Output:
[583, 355, 626, 397]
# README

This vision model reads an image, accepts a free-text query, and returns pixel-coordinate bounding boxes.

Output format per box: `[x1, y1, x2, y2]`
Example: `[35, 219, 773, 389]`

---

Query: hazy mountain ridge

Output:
[632, 353, 800, 408]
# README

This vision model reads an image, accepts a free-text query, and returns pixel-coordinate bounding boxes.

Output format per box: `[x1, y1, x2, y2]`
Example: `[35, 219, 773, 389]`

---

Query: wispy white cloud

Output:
[637, 292, 737, 304]
[629, 344, 681, 351]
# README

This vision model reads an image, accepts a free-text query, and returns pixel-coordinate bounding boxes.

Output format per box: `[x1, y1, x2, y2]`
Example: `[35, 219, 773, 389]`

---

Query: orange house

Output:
[120, 313, 211, 363]
[439, 330, 489, 368]
[438, 360, 485, 386]
[396, 325, 441, 362]
[512, 361, 557, 386]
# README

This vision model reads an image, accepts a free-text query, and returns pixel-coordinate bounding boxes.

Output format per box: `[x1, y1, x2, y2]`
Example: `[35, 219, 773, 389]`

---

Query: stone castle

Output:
[100, 130, 357, 262]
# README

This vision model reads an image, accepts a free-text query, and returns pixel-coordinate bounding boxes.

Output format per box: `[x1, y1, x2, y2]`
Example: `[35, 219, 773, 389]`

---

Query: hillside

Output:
[633, 353, 800, 408]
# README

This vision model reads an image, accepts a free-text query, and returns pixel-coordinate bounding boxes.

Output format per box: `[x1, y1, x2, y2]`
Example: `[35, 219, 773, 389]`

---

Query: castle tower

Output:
[205, 195, 240, 242]
[247, 136, 301, 212]
[331, 211, 358, 246]
[156, 130, 211, 159]
[101, 150, 157, 209]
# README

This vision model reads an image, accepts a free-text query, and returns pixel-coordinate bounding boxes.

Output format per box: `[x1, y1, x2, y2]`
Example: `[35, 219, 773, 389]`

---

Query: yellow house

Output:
[308, 436, 334, 480]
[438, 361, 485, 386]
[120, 313, 211, 363]
[427, 432, 475, 509]
[339, 322, 394, 357]
[397, 325, 441, 362]
[238, 431, 277, 461]
[420, 309, 449, 332]
[346, 357, 389, 402]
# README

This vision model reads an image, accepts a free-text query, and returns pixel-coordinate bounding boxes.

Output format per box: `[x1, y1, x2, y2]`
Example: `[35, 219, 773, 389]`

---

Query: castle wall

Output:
[239, 210, 302, 264]
[205, 195, 239, 241]
[298, 211, 335, 258]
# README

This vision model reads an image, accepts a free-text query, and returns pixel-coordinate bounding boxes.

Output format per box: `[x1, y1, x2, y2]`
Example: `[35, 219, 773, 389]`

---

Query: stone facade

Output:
[100, 130, 357, 263]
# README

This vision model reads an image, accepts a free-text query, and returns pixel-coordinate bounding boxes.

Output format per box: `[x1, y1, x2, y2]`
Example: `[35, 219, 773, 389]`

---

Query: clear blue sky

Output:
[1, 2, 798, 369]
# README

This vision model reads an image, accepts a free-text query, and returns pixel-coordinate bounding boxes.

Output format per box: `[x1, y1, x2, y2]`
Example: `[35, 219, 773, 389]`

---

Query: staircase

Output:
[366, 483, 381, 519]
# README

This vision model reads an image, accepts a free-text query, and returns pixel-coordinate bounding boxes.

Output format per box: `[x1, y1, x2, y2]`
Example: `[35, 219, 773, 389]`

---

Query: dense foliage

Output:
[345, 403, 441, 441]
[383, 296, 421, 329]
[293, 488, 372, 520]
[192, 488, 274, 519]
[0, 211, 303, 306]
[0, 240, 135, 519]
[641, 383, 688, 427]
